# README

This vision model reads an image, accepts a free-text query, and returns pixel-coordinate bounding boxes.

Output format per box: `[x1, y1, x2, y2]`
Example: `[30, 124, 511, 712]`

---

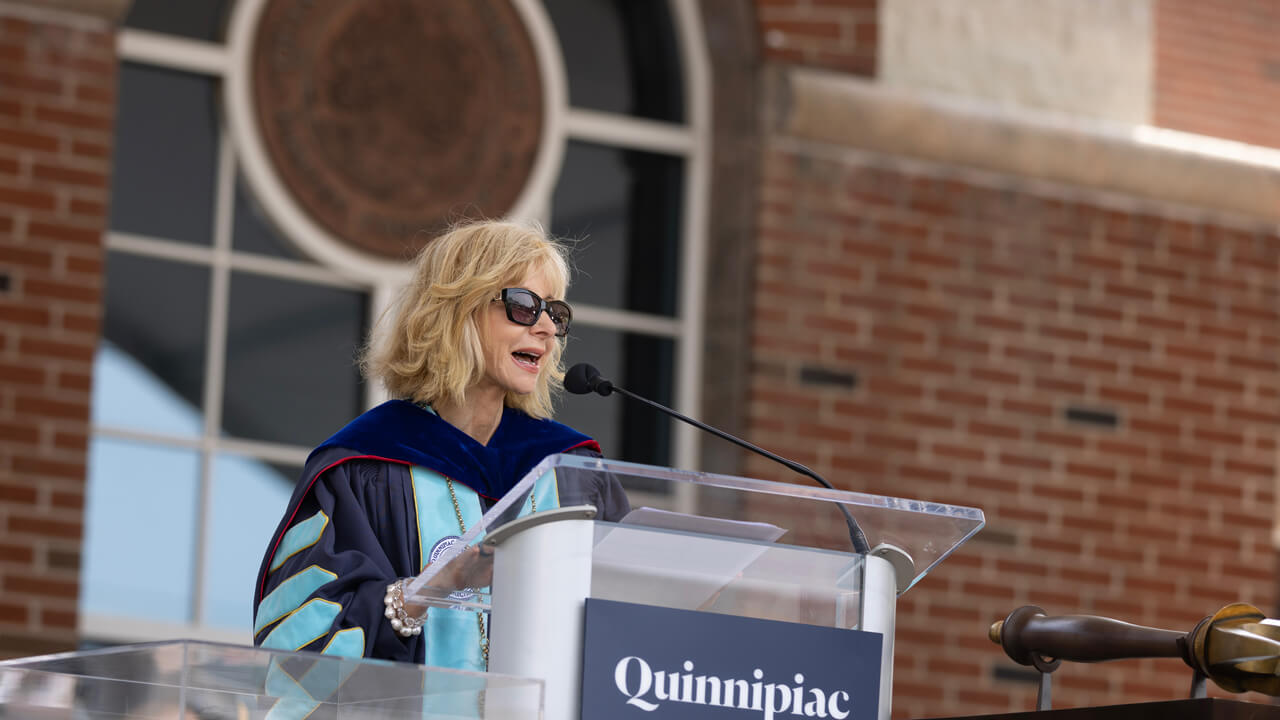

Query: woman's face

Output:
[477, 264, 560, 399]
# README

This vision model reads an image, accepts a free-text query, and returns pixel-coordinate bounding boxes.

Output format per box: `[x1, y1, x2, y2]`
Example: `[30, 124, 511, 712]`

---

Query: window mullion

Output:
[117, 28, 228, 76]
[669, 0, 712, 510]
[190, 129, 237, 627]
[563, 107, 694, 155]
[364, 281, 399, 411]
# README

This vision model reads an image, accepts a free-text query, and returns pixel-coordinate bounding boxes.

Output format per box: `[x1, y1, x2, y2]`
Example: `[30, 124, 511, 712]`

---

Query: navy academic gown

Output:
[251, 400, 629, 669]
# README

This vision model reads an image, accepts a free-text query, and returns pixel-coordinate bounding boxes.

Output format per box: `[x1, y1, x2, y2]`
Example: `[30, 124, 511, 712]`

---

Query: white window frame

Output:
[86, 0, 711, 645]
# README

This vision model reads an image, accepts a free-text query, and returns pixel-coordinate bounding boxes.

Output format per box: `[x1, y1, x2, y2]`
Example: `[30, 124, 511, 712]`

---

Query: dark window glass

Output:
[110, 63, 218, 246]
[543, 0, 684, 122]
[233, 174, 307, 260]
[557, 325, 674, 470]
[124, 0, 231, 43]
[223, 273, 367, 447]
[551, 142, 684, 317]
[99, 252, 210, 429]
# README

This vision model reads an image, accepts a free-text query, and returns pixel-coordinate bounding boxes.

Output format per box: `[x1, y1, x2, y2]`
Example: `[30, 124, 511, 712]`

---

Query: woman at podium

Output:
[251, 220, 630, 670]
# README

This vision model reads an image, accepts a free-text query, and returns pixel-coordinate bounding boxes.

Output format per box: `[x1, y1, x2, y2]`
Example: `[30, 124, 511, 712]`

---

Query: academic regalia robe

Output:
[251, 400, 629, 670]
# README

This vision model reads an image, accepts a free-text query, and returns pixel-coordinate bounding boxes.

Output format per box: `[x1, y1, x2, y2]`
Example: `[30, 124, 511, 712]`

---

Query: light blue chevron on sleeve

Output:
[254, 565, 338, 636]
[264, 698, 321, 720]
[269, 511, 330, 573]
[264, 661, 320, 720]
[321, 627, 366, 658]
[261, 598, 342, 652]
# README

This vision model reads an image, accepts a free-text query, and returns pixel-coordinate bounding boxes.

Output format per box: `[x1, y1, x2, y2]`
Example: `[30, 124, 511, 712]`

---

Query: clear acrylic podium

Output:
[407, 454, 986, 720]
[0, 639, 544, 718]
[0, 456, 981, 720]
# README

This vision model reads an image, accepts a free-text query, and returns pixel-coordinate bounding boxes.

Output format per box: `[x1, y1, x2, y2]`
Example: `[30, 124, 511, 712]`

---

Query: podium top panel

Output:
[0, 639, 542, 719]
[408, 454, 984, 601]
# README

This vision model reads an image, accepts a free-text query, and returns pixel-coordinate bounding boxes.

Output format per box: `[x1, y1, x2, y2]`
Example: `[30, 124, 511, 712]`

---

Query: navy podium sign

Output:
[580, 598, 882, 720]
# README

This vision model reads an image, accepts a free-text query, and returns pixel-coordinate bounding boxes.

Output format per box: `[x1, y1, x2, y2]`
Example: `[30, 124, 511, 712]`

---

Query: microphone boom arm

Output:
[606, 384, 872, 554]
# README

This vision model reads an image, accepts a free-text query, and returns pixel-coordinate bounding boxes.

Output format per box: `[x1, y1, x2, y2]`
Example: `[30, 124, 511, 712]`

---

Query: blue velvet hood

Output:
[313, 399, 599, 499]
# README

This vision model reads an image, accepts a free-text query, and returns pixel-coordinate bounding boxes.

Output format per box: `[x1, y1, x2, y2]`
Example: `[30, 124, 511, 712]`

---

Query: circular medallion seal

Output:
[428, 534, 463, 565]
[250, 0, 544, 260]
[427, 535, 478, 602]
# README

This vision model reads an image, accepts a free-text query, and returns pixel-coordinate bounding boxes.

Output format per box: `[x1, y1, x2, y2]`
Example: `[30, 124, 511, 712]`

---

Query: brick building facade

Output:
[0, 1, 117, 658]
[1155, 0, 1280, 148]
[752, 109, 1279, 714]
[1, 1, 1278, 718]
[747, 1, 1280, 716]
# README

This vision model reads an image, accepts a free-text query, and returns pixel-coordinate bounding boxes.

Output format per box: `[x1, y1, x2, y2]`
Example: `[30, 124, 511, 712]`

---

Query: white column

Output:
[860, 554, 898, 720]
[487, 512, 596, 720]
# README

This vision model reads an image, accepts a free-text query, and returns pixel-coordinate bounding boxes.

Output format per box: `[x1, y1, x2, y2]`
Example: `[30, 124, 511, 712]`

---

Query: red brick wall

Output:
[0, 6, 114, 658]
[756, 0, 878, 76]
[1155, 0, 1280, 148]
[749, 144, 1278, 717]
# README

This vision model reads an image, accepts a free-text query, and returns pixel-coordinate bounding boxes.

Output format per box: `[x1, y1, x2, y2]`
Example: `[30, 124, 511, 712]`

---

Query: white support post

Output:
[860, 554, 898, 720]
[487, 513, 596, 720]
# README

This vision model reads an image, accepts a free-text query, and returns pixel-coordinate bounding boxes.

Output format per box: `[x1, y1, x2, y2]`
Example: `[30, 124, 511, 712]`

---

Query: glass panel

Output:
[0, 640, 544, 719]
[552, 142, 684, 317]
[92, 341, 202, 437]
[80, 438, 200, 625]
[544, 0, 685, 122]
[124, 0, 231, 43]
[110, 63, 218, 246]
[591, 523, 865, 628]
[223, 272, 367, 447]
[406, 455, 985, 611]
[558, 326, 674, 469]
[232, 173, 307, 260]
[95, 252, 209, 435]
[201, 455, 298, 631]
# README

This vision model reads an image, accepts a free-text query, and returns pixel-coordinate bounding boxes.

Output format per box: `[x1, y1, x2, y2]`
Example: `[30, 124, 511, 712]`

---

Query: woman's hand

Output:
[431, 544, 494, 591]
[403, 545, 494, 616]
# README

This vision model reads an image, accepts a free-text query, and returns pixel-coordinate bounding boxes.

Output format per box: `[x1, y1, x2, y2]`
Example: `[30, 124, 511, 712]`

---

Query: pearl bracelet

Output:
[384, 578, 426, 637]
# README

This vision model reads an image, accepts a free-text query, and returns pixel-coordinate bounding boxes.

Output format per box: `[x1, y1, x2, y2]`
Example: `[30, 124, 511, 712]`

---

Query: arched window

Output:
[83, 0, 710, 644]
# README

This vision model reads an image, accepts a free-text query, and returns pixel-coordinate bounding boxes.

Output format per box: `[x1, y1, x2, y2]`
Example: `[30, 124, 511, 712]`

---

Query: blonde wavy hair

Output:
[362, 220, 571, 419]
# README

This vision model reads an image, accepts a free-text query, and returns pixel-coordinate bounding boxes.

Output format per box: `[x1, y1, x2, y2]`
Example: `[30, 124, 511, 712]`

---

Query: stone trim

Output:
[771, 66, 1280, 224]
[697, 0, 760, 477]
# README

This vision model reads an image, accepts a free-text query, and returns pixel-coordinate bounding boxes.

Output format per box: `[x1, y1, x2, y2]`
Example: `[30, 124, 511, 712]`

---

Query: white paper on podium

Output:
[591, 508, 787, 610]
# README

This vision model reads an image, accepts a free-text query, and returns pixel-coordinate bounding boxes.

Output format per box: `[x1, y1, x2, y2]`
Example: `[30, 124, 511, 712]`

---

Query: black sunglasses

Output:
[494, 288, 572, 337]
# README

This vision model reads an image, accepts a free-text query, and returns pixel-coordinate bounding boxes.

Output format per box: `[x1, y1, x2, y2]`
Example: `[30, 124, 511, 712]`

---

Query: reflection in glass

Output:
[557, 325, 674, 469]
[92, 341, 202, 437]
[81, 438, 200, 624]
[552, 142, 684, 317]
[110, 63, 218, 246]
[99, 252, 209, 433]
[0, 640, 545, 719]
[223, 272, 367, 447]
[543, 0, 684, 122]
[202, 455, 297, 631]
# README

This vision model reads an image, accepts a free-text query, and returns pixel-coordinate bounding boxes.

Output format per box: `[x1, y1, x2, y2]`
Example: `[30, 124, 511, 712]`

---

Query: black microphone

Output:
[564, 362, 871, 554]
[564, 362, 614, 396]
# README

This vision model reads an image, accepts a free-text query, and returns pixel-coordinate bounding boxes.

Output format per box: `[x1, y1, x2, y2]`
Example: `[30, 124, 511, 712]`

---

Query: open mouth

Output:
[512, 351, 541, 371]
